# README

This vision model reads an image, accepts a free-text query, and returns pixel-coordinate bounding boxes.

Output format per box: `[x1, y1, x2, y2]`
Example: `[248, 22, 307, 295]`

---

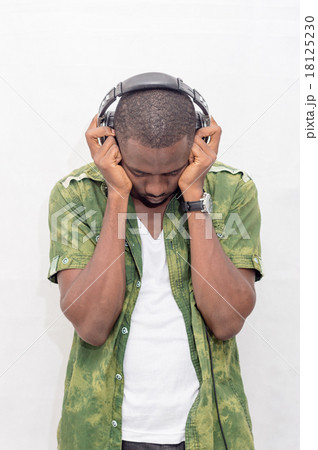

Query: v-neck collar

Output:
[136, 216, 164, 242]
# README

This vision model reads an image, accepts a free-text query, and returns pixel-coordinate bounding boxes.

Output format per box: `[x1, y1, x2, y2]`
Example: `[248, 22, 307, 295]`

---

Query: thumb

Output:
[105, 144, 122, 165]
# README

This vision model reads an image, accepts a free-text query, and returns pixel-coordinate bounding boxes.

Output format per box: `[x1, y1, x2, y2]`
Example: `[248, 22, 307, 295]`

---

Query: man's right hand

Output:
[85, 114, 132, 198]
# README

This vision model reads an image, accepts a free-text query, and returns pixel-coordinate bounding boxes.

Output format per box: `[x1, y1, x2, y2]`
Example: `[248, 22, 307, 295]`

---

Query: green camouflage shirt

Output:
[47, 160, 264, 450]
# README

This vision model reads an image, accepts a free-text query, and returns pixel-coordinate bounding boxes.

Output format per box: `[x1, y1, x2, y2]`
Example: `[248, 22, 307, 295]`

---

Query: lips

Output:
[146, 196, 166, 203]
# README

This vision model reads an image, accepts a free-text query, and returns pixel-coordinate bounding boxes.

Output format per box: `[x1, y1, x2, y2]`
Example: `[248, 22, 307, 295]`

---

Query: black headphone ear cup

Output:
[98, 121, 106, 146]
[195, 112, 203, 131]
[196, 112, 211, 129]
[196, 112, 210, 143]
[105, 111, 115, 129]
[97, 111, 116, 146]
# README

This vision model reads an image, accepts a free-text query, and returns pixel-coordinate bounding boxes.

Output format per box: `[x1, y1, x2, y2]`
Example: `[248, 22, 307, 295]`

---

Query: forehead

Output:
[122, 136, 190, 173]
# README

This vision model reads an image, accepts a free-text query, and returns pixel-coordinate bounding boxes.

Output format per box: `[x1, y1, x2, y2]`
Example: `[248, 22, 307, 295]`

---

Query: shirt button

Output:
[96, 235, 100, 242]
[115, 373, 122, 380]
[254, 257, 259, 264]
[62, 257, 69, 264]
[124, 241, 129, 247]
[216, 233, 223, 238]
[111, 420, 117, 427]
[136, 280, 141, 288]
[121, 327, 128, 335]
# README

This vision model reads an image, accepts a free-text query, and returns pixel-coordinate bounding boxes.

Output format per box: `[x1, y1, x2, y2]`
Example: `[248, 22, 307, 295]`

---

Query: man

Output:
[47, 88, 263, 450]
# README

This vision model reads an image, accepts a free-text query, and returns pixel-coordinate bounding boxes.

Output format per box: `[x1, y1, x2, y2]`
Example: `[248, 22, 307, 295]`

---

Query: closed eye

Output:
[166, 171, 180, 176]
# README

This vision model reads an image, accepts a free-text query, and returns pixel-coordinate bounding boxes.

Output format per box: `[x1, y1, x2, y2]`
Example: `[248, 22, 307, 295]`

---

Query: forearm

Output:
[61, 192, 129, 346]
[186, 208, 255, 340]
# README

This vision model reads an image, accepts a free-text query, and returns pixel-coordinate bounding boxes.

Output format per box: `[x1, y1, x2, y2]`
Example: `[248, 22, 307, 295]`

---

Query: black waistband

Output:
[121, 440, 186, 450]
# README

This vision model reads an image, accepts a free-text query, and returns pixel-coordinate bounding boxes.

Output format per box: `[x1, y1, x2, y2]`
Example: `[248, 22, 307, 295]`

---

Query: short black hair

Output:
[114, 89, 196, 150]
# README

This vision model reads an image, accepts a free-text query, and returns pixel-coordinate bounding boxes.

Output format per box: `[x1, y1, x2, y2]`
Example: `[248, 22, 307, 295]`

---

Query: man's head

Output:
[114, 89, 196, 208]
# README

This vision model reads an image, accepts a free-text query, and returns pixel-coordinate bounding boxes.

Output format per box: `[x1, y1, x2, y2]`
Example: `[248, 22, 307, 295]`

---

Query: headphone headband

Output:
[97, 72, 210, 143]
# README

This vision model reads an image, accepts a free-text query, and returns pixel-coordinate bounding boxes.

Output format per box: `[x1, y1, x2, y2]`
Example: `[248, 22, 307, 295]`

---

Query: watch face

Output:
[203, 193, 212, 213]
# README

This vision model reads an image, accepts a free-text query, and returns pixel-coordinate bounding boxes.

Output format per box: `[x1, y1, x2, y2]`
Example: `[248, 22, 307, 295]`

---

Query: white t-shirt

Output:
[121, 216, 200, 444]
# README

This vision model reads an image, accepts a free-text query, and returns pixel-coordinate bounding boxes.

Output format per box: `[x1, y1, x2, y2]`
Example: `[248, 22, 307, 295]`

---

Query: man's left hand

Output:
[178, 116, 222, 199]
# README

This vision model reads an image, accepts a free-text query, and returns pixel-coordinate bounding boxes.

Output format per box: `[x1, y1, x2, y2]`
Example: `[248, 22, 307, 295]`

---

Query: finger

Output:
[193, 136, 217, 161]
[191, 141, 212, 160]
[86, 125, 115, 139]
[193, 135, 209, 156]
[195, 124, 221, 139]
[86, 126, 116, 158]
[88, 132, 117, 160]
[94, 136, 117, 160]
[86, 112, 116, 138]
[101, 142, 122, 165]
[194, 134, 209, 148]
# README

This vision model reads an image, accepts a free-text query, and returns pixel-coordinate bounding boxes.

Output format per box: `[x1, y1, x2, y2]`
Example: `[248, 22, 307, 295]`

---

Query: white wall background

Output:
[0, 1, 299, 449]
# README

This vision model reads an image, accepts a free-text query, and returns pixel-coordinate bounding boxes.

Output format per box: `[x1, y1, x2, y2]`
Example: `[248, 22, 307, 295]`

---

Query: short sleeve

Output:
[47, 181, 97, 284]
[219, 178, 264, 282]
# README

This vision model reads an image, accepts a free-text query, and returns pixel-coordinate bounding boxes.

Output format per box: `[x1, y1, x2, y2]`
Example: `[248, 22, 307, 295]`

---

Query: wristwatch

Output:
[181, 191, 213, 213]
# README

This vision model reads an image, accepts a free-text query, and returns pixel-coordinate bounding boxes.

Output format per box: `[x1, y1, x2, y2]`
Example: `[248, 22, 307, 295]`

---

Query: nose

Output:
[144, 175, 169, 198]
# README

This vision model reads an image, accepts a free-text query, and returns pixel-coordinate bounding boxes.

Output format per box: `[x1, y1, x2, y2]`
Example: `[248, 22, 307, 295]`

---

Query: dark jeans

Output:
[122, 440, 185, 450]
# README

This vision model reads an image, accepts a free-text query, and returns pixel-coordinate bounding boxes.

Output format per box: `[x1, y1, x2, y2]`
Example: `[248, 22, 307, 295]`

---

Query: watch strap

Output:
[181, 199, 203, 212]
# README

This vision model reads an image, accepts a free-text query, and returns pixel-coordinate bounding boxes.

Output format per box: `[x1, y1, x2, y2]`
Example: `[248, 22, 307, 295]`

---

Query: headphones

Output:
[97, 72, 211, 145]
